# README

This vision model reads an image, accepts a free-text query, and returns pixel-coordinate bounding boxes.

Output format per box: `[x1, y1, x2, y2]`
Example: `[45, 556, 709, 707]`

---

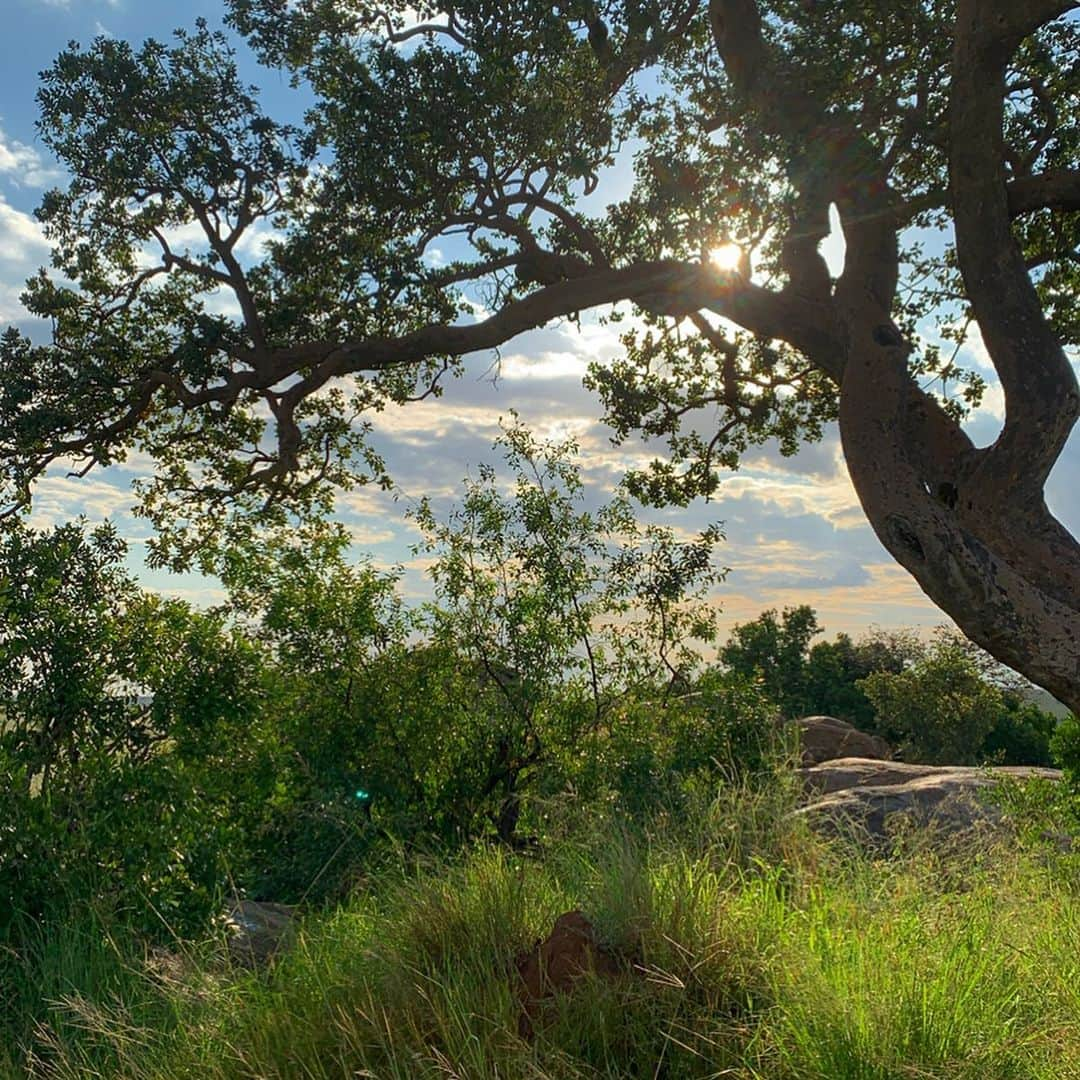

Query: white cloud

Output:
[0, 128, 62, 189]
[0, 196, 48, 263]
[29, 470, 137, 530]
[0, 193, 51, 323]
[232, 219, 280, 261]
[499, 350, 589, 381]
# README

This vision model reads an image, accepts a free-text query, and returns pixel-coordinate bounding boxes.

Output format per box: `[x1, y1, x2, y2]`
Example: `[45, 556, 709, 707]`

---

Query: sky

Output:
[0, 0, 1077, 643]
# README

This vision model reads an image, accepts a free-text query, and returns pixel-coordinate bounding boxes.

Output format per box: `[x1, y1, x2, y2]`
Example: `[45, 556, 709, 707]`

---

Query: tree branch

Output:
[949, 0, 1080, 503]
[1007, 169, 1080, 215]
[9, 260, 841, 514]
[972, 0, 1078, 56]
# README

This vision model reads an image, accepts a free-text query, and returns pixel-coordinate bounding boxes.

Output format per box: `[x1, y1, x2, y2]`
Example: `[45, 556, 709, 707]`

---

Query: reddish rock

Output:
[514, 910, 620, 1037]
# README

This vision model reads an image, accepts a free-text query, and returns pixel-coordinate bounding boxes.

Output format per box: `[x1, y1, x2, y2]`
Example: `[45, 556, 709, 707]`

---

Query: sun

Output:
[709, 242, 744, 272]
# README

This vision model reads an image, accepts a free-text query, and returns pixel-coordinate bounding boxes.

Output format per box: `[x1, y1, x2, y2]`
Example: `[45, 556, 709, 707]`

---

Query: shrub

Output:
[1052, 714, 1080, 786]
[859, 638, 1003, 764]
[0, 521, 267, 937]
[859, 632, 1060, 766]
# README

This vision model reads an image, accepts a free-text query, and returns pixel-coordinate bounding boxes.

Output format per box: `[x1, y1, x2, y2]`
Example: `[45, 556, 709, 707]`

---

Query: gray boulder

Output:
[795, 757, 1062, 842]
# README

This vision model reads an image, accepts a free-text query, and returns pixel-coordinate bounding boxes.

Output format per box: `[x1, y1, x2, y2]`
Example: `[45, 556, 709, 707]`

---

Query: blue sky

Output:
[0, 1, 1077, 640]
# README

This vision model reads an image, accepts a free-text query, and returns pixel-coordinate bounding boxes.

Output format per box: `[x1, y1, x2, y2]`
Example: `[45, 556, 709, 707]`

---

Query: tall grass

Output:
[6, 781, 1080, 1079]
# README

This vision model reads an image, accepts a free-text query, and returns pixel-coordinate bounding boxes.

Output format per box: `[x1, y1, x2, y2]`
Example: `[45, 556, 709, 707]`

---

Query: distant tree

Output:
[859, 639, 1001, 764]
[1, 1, 1078, 712]
[1053, 714, 1080, 785]
[982, 695, 1058, 767]
[718, 605, 821, 718]
[718, 610, 922, 723]
[857, 632, 1060, 766]
[802, 630, 919, 728]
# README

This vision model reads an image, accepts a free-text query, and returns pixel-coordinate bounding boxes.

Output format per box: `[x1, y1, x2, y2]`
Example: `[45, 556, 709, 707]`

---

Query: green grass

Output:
[5, 782, 1080, 1079]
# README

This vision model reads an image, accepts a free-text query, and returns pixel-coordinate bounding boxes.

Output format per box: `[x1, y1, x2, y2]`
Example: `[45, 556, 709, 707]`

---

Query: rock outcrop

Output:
[795, 757, 1062, 842]
[793, 715, 893, 766]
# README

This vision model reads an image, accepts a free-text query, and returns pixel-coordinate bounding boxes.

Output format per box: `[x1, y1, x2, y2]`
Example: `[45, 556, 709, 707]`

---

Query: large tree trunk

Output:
[837, 300, 1080, 717]
[820, 0, 1080, 716]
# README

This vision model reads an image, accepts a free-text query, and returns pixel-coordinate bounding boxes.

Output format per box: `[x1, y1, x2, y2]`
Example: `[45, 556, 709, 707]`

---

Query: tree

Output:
[802, 629, 918, 728]
[412, 420, 723, 842]
[857, 633, 1062, 765]
[859, 638, 1003, 764]
[2, 1, 1078, 712]
[718, 605, 821, 717]
[718, 608, 922, 723]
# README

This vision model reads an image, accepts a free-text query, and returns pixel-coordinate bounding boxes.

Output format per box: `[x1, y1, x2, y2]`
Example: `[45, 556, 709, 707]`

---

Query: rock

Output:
[225, 900, 296, 967]
[794, 757, 1063, 844]
[793, 715, 893, 766]
[799, 757, 1061, 796]
[514, 910, 620, 1038]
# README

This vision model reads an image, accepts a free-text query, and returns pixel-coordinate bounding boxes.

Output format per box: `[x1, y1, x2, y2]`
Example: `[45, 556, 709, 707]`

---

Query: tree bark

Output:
[818, 0, 1080, 714]
[837, 297, 1080, 717]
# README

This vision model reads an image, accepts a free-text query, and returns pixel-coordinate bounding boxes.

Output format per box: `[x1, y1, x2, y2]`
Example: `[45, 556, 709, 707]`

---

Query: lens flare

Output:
[709, 243, 743, 272]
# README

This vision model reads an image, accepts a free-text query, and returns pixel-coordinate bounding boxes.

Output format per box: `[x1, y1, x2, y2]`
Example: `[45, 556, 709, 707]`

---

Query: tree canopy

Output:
[1, 0, 1078, 710]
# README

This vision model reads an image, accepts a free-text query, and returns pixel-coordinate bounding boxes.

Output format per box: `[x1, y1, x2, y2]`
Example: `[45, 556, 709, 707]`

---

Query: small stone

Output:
[224, 900, 296, 968]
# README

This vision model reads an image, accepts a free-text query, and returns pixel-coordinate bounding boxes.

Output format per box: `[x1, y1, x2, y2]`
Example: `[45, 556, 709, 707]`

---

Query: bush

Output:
[407, 419, 729, 846]
[859, 633, 1060, 766]
[1052, 714, 1080, 785]
[0, 521, 268, 937]
[859, 638, 1003, 764]
[0, 427, 769, 936]
[983, 695, 1058, 766]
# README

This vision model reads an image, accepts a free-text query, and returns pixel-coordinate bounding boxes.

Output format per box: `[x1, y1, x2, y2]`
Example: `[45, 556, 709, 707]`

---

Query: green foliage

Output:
[1, 427, 755, 923]
[802, 630, 918, 729]
[4, 1, 1075, 536]
[410, 419, 731, 842]
[1, 427, 763, 929]
[6, 498, 1057, 955]
[983, 694, 1059, 768]
[858, 633, 1061, 766]
[716, 610, 1060, 767]
[716, 607, 918, 725]
[560, 669, 784, 824]
[0, 488, 1076, 1074]
[1052, 714, 1080, 785]
[215, 522, 415, 900]
[859, 647, 996, 765]
[0, 521, 267, 937]
[717, 605, 822, 718]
